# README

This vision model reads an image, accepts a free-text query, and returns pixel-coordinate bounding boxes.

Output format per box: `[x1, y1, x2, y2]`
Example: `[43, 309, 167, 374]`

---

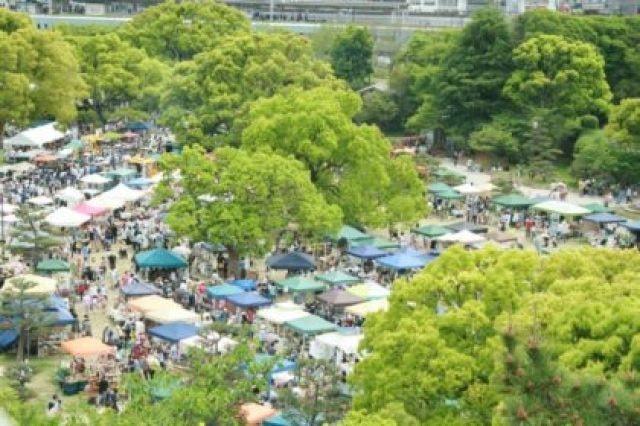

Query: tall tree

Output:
[119, 0, 249, 61]
[0, 9, 86, 142]
[239, 86, 425, 227]
[161, 32, 336, 148]
[157, 146, 342, 273]
[67, 33, 169, 125]
[330, 25, 374, 90]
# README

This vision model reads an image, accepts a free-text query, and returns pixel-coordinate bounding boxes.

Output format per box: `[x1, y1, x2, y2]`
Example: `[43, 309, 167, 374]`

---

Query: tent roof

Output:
[276, 276, 326, 293]
[45, 207, 91, 228]
[492, 193, 535, 207]
[316, 288, 363, 307]
[121, 281, 159, 297]
[80, 174, 111, 185]
[331, 225, 370, 242]
[61, 337, 114, 357]
[266, 251, 315, 271]
[36, 259, 70, 272]
[428, 182, 453, 193]
[3, 274, 57, 295]
[128, 295, 178, 313]
[350, 236, 400, 250]
[55, 187, 84, 204]
[264, 414, 291, 426]
[446, 222, 489, 233]
[86, 194, 125, 210]
[285, 314, 338, 336]
[207, 284, 244, 299]
[438, 229, 487, 244]
[229, 279, 257, 291]
[376, 253, 432, 270]
[314, 270, 360, 285]
[134, 249, 187, 269]
[148, 322, 199, 343]
[582, 203, 613, 214]
[411, 224, 451, 238]
[345, 298, 389, 317]
[146, 307, 199, 324]
[583, 213, 628, 224]
[226, 292, 271, 308]
[346, 244, 387, 259]
[73, 202, 107, 216]
[257, 304, 310, 325]
[532, 200, 589, 216]
[102, 183, 146, 202]
[313, 332, 363, 355]
[105, 168, 137, 178]
[435, 189, 464, 200]
[454, 182, 495, 195]
[5, 123, 65, 148]
[28, 195, 53, 205]
[346, 282, 390, 300]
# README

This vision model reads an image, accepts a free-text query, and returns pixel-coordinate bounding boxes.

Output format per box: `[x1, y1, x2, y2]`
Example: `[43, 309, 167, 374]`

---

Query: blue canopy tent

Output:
[125, 121, 152, 132]
[49, 307, 75, 326]
[623, 221, 640, 233]
[226, 292, 272, 308]
[0, 329, 18, 350]
[121, 281, 159, 298]
[266, 251, 315, 272]
[229, 279, 257, 291]
[207, 284, 244, 299]
[583, 213, 628, 224]
[126, 177, 154, 188]
[346, 245, 387, 260]
[376, 252, 435, 271]
[134, 249, 187, 269]
[148, 322, 199, 343]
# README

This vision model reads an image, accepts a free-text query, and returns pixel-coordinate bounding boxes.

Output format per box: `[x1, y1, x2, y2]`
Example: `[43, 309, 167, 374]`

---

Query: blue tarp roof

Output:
[266, 251, 315, 271]
[584, 213, 628, 224]
[0, 329, 18, 350]
[148, 322, 199, 343]
[229, 279, 256, 291]
[623, 221, 640, 232]
[121, 281, 159, 297]
[50, 307, 75, 326]
[226, 292, 271, 308]
[207, 284, 244, 299]
[346, 245, 387, 259]
[134, 249, 187, 269]
[376, 253, 431, 270]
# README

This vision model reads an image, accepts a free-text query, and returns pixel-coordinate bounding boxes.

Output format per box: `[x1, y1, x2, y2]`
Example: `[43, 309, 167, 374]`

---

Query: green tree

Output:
[68, 33, 169, 125]
[431, 8, 513, 138]
[0, 9, 86, 143]
[239, 86, 425, 227]
[343, 403, 420, 426]
[161, 32, 336, 148]
[330, 25, 374, 90]
[119, 0, 249, 61]
[524, 115, 562, 181]
[468, 122, 519, 165]
[571, 129, 618, 183]
[157, 146, 342, 274]
[354, 90, 399, 132]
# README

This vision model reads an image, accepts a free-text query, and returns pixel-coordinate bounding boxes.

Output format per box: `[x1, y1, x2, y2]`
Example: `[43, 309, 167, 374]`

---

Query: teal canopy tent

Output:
[36, 259, 71, 273]
[492, 193, 535, 208]
[411, 224, 451, 238]
[134, 249, 187, 269]
[275, 276, 326, 293]
[314, 270, 360, 286]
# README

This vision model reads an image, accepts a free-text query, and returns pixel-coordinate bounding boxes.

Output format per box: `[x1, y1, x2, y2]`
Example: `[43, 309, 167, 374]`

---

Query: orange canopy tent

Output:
[239, 403, 276, 425]
[127, 295, 179, 314]
[61, 337, 115, 357]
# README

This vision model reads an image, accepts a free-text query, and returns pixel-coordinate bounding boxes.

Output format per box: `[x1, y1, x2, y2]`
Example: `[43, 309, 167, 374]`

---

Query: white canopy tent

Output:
[102, 183, 146, 203]
[309, 332, 363, 360]
[80, 174, 111, 185]
[4, 123, 66, 149]
[532, 200, 590, 216]
[454, 182, 496, 195]
[257, 302, 310, 325]
[86, 194, 125, 210]
[45, 207, 91, 227]
[27, 195, 54, 206]
[146, 307, 200, 324]
[437, 229, 487, 245]
[345, 299, 389, 317]
[55, 187, 85, 205]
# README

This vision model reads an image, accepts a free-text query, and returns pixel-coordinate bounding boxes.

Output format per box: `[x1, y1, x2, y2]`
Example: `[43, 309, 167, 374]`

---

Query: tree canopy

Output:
[161, 32, 336, 148]
[119, 0, 249, 61]
[349, 246, 640, 423]
[0, 9, 86, 138]
[239, 86, 425, 227]
[330, 25, 374, 90]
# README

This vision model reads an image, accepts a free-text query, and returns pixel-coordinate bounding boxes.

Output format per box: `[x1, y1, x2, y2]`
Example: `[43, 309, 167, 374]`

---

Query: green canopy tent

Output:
[275, 276, 326, 293]
[314, 270, 360, 286]
[582, 203, 613, 214]
[36, 259, 70, 273]
[411, 224, 451, 238]
[350, 236, 400, 250]
[427, 182, 453, 193]
[134, 249, 187, 269]
[492, 193, 535, 209]
[284, 315, 338, 336]
[435, 189, 464, 200]
[330, 225, 370, 243]
[105, 168, 138, 179]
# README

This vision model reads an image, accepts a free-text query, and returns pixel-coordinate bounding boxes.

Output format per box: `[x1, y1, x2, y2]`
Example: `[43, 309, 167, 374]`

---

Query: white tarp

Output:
[454, 182, 496, 195]
[309, 332, 363, 360]
[257, 302, 310, 325]
[4, 123, 65, 148]
[55, 187, 85, 205]
[86, 194, 125, 210]
[27, 195, 54, 206]
[45, 207, 91, 227]
[146, 307, 199, 324]
[437, 229, 486, 244]
[102, 183, 146, 202]
[532, 200, 590, 216]
[80, 174, 111, 185]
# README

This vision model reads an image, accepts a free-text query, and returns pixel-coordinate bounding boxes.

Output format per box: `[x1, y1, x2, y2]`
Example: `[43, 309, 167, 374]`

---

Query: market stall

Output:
[45, 207, 91, 228]
[345, 298, 389, 317]
[346, 282, 390, 300]
[266, 251, 315, 272]
[314, 270, 360, 287]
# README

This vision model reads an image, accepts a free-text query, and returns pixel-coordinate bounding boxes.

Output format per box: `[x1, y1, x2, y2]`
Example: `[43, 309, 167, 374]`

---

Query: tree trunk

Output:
[16, 327, 26, 362]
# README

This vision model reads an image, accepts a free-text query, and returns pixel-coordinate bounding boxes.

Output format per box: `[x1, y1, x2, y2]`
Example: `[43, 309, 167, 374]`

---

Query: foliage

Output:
[354, 90, 399, 132]
[571, 130, 618, 182]
[119, 0, 249, 61]
[349, 246, 640, 423]
[161, 32, 336, 148]
[158, 145, 342, 273]
[468, 122, 518, 164]
[330, 25, 374, 90]
[239, 86, 425, 227]
[342, 402, 420, 426]
[0, 9, 86, 139]
[278, 358, 350, 425]
[0, 387, 59, 425]
[67, 32, 169, 124]
[523, 115, 562, 182]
